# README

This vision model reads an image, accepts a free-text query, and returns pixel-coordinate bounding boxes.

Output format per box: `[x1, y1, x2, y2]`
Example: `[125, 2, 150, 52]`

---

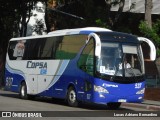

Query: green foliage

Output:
[139, 20, 160, 56]
[95, 19, 109, 28]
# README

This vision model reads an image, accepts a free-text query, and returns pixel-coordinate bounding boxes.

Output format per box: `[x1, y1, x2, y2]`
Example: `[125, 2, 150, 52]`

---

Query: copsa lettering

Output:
[27, 61, 47, 68]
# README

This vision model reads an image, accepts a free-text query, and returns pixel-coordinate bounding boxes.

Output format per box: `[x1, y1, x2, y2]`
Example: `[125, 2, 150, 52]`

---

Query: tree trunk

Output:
[113, 0, 125, 29]
[145, 0, 152, 28]
[105, 0, 113, 27]
[46, 0, 58, 32]
[105, 0, 125, 29]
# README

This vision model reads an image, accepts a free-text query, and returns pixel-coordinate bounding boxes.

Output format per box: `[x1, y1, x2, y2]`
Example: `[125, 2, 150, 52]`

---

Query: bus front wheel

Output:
[67, 87, 78, 107]
[19, 82, 28, 99]
[107, 102, 121, 110]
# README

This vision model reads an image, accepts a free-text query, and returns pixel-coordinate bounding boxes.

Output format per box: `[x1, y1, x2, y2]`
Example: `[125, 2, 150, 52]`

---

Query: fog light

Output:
[138, 97, 143, 99]
[136, 88, 145, 94]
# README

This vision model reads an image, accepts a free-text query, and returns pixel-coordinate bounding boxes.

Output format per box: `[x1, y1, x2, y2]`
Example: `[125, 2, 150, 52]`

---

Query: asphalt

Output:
[121, 100, 160, 111]
[0, 87, 160, 111]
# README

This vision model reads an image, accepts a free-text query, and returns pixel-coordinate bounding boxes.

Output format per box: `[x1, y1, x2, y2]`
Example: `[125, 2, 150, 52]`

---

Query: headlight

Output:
[136, 88, 145, 94]
[94, 85, 109, 93]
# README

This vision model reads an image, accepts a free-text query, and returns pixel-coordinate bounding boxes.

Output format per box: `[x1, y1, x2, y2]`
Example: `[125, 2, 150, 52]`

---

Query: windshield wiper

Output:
[125, 68, 139, 82]
[126, 68, 135, 76]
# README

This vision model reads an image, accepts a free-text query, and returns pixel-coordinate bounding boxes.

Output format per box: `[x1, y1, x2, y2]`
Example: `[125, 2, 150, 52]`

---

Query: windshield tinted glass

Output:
[96, 42, 143, 77]
[97, 43, 122, 75]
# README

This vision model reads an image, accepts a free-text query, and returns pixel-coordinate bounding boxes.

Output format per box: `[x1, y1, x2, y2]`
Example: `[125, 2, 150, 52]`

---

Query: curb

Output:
[121, 103, 160, 111]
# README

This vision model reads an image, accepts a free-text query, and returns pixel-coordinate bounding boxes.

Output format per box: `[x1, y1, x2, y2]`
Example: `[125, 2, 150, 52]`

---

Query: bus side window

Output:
[13, 40, 25, 60]
[78, 38, 95, 76]
[8, 41, 17, 60]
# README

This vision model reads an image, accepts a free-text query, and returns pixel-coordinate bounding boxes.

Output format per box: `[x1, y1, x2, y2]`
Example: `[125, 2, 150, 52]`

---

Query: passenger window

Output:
[55, 35, 86, 59]
[8, 41, 17, 60]
[8, 40, 26, 60]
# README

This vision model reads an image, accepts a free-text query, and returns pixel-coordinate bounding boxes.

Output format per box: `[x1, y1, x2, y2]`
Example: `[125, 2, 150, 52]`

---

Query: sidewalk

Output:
[121, 100, 160, 111]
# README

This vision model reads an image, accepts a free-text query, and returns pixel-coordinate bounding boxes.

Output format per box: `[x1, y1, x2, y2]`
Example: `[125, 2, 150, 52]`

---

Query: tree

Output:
[18, 0, 48, 37]
[139, 0, 159, 54]
[139, 20, 160, 55]
[145, 0, 152, 28]
[45, 0, 58, 32]
[46, 0, 86, 31]
[139, 0, 160, 78]
[104, 0, 125, 29]
[18, 0, 34, 37]
[0, 0, 19, 86]
[0, 0, 48, 86]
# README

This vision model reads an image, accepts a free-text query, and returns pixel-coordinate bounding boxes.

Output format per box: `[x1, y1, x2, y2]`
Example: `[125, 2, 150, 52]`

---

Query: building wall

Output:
[144, 88, 160, 101]
[111, 0, 160, 14]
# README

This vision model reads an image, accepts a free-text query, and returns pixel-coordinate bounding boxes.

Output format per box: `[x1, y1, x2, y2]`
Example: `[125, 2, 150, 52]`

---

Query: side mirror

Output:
[138, 37, 156, 61]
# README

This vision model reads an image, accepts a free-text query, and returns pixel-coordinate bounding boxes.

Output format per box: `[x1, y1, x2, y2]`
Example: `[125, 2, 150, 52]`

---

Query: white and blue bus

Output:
[5, 27, 156, 109]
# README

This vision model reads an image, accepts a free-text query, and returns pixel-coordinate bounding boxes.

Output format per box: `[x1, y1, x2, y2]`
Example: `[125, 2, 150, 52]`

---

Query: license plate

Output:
[118, 99, 127, 102]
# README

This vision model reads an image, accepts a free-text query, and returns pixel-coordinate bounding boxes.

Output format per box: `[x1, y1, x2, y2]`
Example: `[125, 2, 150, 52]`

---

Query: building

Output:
[111, 0, 160, 14]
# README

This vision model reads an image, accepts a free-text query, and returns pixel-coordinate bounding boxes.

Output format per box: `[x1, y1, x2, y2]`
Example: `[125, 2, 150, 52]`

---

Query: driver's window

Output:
[125, 54, 141, 70]
[78, 38, 95, 76]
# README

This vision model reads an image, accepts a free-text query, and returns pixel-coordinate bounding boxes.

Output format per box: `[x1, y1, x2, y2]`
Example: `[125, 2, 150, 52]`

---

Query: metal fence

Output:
[145, 75, 160, 88]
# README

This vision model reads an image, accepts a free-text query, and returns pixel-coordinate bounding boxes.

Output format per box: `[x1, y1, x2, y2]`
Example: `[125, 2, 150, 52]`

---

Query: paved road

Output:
[0, 90, 151, 111]
[0, 90, 159, 120]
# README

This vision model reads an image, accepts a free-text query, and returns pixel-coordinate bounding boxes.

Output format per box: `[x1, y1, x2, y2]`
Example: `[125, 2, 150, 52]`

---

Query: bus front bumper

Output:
[91, 92, 144, 104]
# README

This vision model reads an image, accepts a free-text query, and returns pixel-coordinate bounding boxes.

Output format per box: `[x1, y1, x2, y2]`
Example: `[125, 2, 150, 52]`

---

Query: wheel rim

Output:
[21, 86, 25, 97]
[69, 90, 76, 103]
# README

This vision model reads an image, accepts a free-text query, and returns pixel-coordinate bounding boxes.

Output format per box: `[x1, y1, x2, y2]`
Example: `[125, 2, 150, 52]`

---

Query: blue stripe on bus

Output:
[47, 60, 70, 89]
[6, 62, 25, 79]
[79, 31, 95, 35]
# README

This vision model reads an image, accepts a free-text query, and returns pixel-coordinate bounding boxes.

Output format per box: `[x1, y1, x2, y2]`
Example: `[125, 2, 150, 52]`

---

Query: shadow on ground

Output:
[0, 90, 133, 111]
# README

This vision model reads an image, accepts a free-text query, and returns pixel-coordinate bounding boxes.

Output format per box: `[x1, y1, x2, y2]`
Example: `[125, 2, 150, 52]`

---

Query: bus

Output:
[5, 27, 156, 109]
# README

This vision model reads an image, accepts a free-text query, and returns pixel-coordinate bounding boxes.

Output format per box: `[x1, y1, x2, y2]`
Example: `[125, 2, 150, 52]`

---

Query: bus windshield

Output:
[97, 42, 144, 78]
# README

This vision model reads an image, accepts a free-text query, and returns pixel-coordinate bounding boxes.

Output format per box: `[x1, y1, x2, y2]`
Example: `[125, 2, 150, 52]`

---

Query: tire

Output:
[19, 82, 28, 99]
[67, 86, 78, 107]
[107, 102, 121, 110]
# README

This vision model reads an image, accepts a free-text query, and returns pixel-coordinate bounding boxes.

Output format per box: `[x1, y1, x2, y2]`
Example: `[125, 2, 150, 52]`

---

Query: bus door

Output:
[27, 74, 38, 94]
[78, 36, 95, 101]
[37, 75, 53, 95]
[27, 68, 53, 95]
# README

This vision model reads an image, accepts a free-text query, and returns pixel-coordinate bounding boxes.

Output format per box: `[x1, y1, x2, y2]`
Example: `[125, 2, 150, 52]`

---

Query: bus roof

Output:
[48, 27, 111, 35]
[10, 27, 111, 41]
